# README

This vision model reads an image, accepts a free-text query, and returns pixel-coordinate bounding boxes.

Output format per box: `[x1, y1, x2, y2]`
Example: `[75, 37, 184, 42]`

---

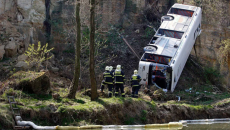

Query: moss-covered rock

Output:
[3, 71, 50, 95]
[152, 89, 166, 101]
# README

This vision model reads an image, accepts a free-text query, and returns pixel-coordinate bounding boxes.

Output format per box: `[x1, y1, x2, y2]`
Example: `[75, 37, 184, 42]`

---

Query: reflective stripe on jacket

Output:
[114, 70, 125, 84]
[131, 74, 141, 87]
[103, 71, 114, 84]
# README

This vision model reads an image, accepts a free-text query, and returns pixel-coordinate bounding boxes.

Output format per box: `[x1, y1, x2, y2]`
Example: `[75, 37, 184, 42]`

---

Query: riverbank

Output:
[1, 87, 230, 129]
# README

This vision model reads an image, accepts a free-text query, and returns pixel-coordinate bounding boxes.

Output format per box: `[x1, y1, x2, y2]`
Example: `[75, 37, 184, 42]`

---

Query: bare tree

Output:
[44, 0, 51, 43]
[90, 0, 98, 101]
[68, 0, 81, 99]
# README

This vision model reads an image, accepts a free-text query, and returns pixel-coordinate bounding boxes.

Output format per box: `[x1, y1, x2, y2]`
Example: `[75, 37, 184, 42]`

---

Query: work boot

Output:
[115, 92, 119, 97]
[100, 85, 104, 93]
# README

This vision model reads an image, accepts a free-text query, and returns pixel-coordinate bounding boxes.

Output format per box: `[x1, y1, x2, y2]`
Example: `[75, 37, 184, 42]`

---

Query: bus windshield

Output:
[169, 8, 194, 17]
[141, 53, 171, 65]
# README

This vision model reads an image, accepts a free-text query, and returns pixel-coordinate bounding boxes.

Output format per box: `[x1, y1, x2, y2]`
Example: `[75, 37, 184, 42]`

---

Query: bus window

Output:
[158, 29, 184, 39]
[141, 53, 171, 65]
[169, 8, 194, 17]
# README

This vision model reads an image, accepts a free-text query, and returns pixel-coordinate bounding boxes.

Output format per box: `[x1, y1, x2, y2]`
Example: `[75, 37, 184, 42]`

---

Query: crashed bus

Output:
[138, 3, 202, 92]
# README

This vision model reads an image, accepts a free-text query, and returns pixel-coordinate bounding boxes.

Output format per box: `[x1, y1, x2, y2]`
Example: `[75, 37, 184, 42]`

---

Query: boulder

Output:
[52, 93, 60, 100]
[15, 61, 29, 69]
[151, 89, 167, 101]
[49, 104, 58, 112]
[5, 38, 17, 57]
[0, 45, 5, 60]
[51, 67, 59, 72]
[14, 71, 51, 95]
[2, 66, 10, 71]
[18, 49, 24, 54]
[18, 54, 28, 61]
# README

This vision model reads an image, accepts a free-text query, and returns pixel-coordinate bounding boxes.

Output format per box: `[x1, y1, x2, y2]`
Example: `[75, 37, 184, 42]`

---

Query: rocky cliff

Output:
[187, 0, 230, 87]
[0, 0, 229, 87]
[0, 0, 170, 58]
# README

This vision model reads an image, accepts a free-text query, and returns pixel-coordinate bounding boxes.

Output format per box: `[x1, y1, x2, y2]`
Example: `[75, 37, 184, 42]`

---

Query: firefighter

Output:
[109, 66, 115, 74]
[131, 70, 142, 98]
[109, 66, 115, 94]
[102, 66, 114, 97]
[114, 65, 125, 97]
[100, 66, 108, 93]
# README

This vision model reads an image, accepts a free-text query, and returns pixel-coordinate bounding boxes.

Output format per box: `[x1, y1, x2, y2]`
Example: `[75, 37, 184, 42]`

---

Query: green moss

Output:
[20, 78, 31, 82]
[0, 103, 13, 129]
[28, 105, 47, 110]
[141, 110, 147, 123]
[124, 116, 135, 125]
[69, 101, 104, 112]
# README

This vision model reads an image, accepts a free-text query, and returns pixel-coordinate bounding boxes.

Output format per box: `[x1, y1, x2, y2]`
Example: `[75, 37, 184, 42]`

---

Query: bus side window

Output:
[194, 25, 200, 40]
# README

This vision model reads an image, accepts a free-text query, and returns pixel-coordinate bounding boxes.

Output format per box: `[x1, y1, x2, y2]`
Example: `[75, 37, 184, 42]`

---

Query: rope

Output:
[117, 32, 140, 59]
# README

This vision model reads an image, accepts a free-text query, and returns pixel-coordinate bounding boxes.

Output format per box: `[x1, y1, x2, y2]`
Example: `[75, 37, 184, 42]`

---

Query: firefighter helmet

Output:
[134, 70, 138, 75]
[109, 66, 113, 71]
[116, 65, 121, 71]
[105, 66, 109, 71]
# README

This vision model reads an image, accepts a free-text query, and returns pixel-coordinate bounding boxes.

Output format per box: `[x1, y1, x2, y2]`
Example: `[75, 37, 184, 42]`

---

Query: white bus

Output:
[138, 3, 202, 92]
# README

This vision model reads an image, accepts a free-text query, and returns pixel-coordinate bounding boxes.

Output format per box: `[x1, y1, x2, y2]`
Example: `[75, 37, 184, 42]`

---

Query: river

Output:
[95, 123, 230, 130]
[182, 123, 230, 130]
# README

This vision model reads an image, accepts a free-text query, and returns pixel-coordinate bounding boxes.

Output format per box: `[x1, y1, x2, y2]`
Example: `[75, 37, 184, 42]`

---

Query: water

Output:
[87, 123, 230, 130]
[182, 123, 230, 130]
[38, 120, 230, 130]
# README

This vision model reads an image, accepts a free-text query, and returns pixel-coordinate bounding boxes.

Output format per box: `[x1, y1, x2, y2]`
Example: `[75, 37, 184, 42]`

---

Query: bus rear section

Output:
[138, 53, 172, 90]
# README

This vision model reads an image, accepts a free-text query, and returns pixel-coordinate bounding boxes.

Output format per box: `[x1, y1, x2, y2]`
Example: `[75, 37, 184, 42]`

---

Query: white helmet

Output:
[105, 66, 109, 71]
[109, 66, 113, 71]
[116, 65, 121, 71]
[134, 70, 138, 75]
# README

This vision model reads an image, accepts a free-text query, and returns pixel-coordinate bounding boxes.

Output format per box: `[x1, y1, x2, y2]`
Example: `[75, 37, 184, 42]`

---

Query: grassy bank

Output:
[1, 87, 230, 129]
[0, 88, 156, 127]
[0, 102, 13, 129]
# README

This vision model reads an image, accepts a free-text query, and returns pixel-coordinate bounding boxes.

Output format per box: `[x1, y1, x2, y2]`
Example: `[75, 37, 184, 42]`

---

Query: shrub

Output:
[25, 42, 54, 71]
[219, 39, 230, 66]
[204, 67, 222, 85]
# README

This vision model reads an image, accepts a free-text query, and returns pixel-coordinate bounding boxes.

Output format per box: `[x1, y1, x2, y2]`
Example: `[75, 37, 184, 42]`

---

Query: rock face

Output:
[185, 0, 230, 86]
[50, 0, 171, 48]
[0, 0, 171, 57]
[4, 38, 17, 57]
[0, 0, 228, 87]
[0, 0, 46, 61]
[0, 45, 5, 60]
[15, 61, 29, 69]
[13, 71, 51, 95]
[17, 54, 28, 61]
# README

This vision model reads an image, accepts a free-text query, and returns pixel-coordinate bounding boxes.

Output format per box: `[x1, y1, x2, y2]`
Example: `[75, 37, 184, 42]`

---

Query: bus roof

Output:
[147, 37, 180, 57]
[160, 14, 192, 32]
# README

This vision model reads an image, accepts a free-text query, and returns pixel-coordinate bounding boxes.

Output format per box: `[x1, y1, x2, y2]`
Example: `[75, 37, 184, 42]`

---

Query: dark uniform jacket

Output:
[114, 70, 125, 84]
[103, 71, 114, 84]
[131, 74, 141, 87]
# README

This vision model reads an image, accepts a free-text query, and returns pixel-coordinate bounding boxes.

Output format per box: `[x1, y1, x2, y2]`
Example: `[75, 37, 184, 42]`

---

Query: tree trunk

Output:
[90, 0, 98, 101]
[44, 0, 51, 43]
[67, 0, 81, 99]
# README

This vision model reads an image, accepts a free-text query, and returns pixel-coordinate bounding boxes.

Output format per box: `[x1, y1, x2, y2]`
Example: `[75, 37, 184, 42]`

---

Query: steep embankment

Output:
[1, 82, 230, 129]
[2, 95, 230, 129]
